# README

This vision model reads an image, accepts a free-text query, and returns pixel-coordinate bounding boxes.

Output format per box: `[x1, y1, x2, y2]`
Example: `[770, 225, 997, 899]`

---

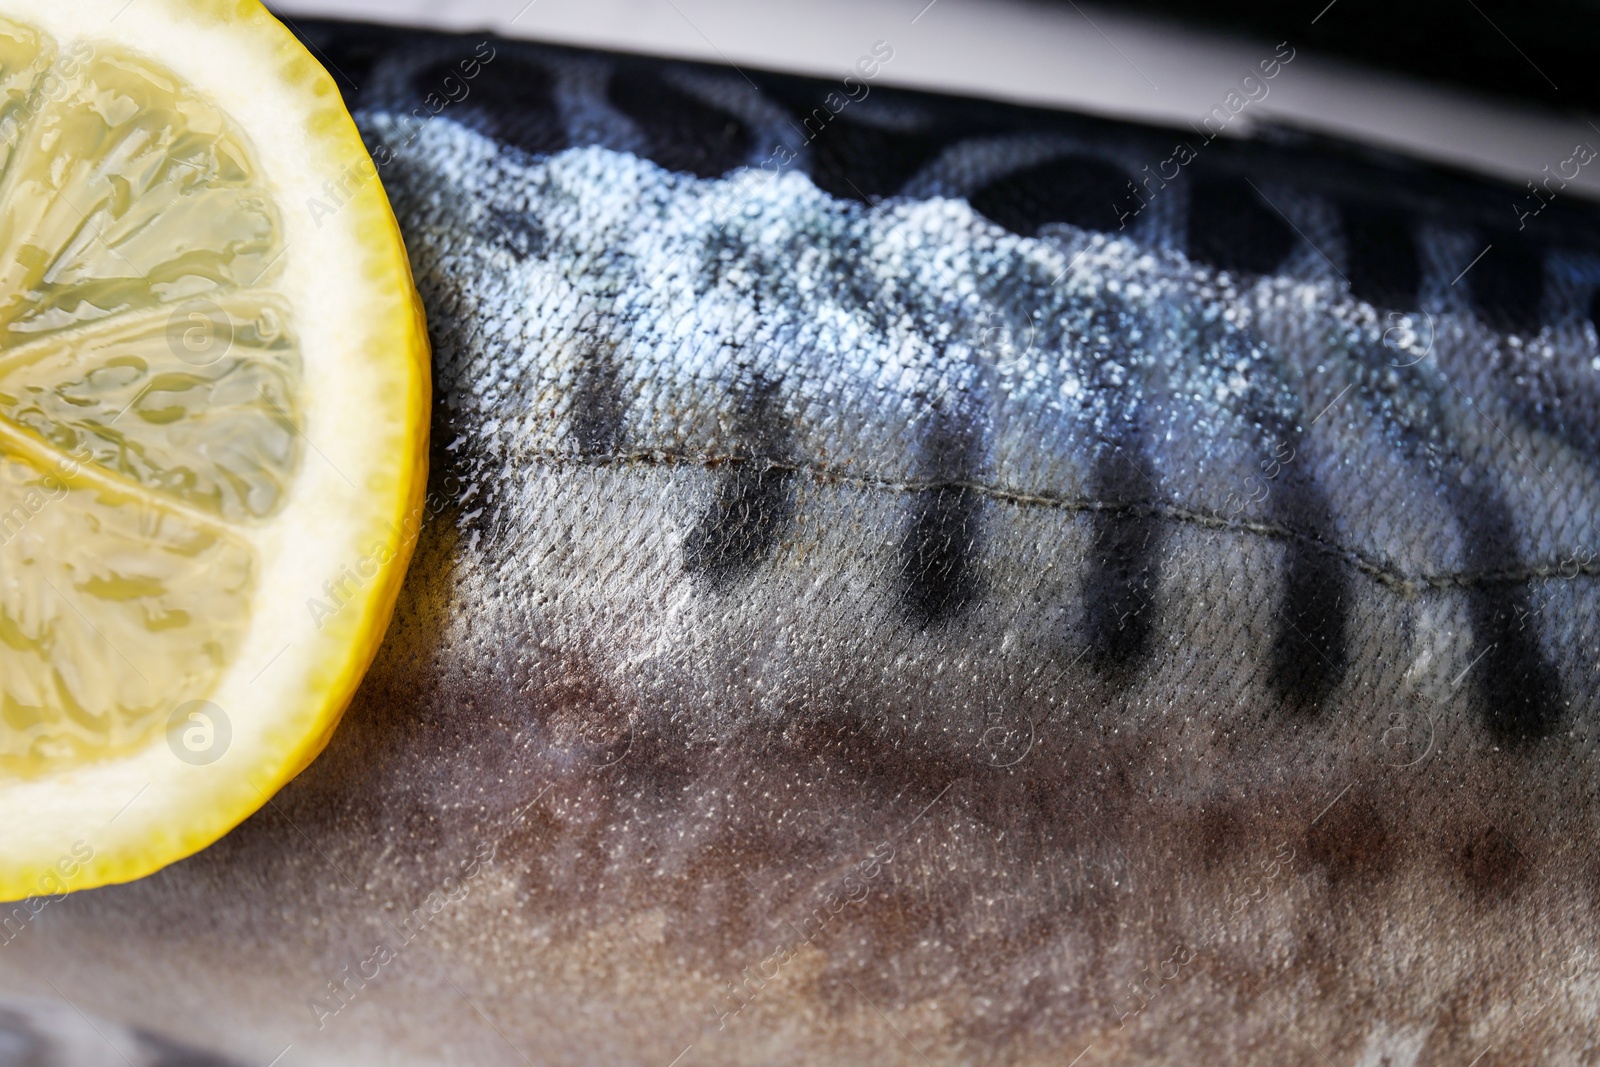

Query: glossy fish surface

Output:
[4, 18, 1600, 1066]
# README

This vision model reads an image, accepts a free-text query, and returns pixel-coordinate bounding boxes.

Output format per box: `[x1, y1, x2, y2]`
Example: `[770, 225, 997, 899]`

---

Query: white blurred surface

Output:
[267, 0, 1600, 202]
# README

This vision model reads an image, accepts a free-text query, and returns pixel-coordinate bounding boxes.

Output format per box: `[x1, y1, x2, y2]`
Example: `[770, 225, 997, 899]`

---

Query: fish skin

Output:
[5, 21, 1600, 1066]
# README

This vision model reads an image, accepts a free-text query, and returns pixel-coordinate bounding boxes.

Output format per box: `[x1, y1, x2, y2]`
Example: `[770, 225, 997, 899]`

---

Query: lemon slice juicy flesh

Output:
[0, 0, 428, 899]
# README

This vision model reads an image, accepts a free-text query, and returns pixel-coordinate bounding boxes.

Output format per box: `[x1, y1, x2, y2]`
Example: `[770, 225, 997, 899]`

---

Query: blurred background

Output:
[267, 0, 1600, 199]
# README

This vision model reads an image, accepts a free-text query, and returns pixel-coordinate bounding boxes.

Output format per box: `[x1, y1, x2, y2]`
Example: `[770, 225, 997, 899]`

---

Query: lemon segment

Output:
[0, 445, 253, 774]
[0, 0, 429, 898]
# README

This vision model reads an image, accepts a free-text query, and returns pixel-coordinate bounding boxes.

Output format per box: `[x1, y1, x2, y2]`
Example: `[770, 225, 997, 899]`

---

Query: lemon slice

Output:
[0, 1, 428, 898]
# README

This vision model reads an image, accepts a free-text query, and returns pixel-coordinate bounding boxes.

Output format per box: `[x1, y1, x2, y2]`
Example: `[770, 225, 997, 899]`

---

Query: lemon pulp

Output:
[0, 18, 300, 774]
